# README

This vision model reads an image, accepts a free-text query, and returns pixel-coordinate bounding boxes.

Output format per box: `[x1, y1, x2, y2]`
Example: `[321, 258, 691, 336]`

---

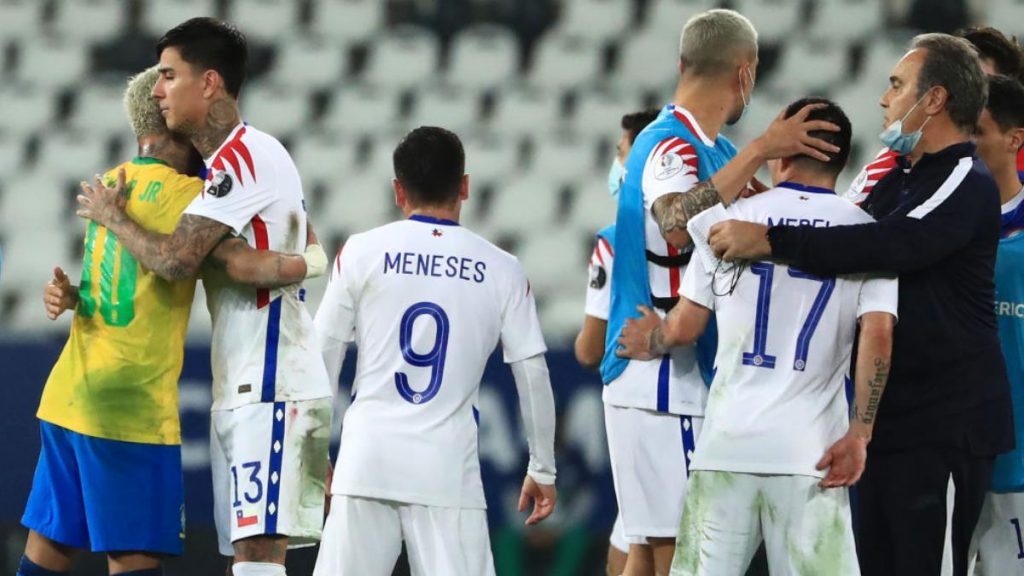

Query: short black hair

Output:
[393, 127, 465, 207]
[156, 17, 248, 98]
[985, 75, 1024, 132]
[621, 109, 660, 144]
[782, 97, 851, 176]
[956, 26, 1023, 80]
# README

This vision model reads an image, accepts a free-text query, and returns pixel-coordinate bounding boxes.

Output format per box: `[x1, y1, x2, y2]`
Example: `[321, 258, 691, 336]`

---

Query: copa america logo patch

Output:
[654, 152, 685, 180]
[845, 170, 868, 200]
[589, 264, 607, 289]
[206, 171, 233, 198]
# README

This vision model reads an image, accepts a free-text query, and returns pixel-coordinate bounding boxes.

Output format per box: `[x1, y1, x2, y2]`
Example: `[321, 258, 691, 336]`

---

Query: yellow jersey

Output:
[38, 157, 202, 445]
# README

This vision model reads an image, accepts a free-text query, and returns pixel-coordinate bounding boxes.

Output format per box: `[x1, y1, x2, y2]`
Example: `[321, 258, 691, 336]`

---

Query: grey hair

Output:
[679, 9, 758, 77]
[123, 66, 166, 139]
[912, 33, 988, 133]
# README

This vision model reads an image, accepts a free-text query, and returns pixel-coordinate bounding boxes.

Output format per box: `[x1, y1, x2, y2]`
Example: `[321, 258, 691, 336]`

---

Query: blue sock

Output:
[17, 556, 68, 576]
[113, 569, 162, 576]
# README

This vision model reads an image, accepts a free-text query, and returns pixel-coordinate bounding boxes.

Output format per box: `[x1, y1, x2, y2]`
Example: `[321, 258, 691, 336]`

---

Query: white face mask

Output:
[733, 67, 755, 124]
[607, 157, 625, 197]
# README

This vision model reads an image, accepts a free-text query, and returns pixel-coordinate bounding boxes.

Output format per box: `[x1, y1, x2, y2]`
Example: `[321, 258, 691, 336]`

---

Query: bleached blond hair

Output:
[679, 9, 758, 77]
[123, 66, 166, 139]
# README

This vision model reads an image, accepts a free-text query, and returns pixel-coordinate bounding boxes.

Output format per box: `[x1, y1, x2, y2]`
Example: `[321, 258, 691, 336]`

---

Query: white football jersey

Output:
[684, 182, 899, 477]
[184, 123, 331, 411]
[584, 233, 614, 320]
[315, 216, 547, 509]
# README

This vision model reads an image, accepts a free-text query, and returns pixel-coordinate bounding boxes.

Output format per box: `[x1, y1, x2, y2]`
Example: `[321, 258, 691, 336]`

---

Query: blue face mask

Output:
[607, 157, 625, 197]
[879, 92, 932, 155]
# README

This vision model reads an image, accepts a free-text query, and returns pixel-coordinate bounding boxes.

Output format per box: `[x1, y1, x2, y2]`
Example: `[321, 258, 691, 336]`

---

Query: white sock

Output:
[232, 562, 286, 576]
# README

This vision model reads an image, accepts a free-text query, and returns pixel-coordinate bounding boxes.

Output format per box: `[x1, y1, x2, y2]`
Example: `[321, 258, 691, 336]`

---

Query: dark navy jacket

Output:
[768, 141, 1014, 456]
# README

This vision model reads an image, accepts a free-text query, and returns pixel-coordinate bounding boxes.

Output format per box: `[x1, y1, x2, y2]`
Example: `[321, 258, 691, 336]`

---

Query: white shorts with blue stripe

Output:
[604, 404, 702, 541]
[211, 397, 333, 556]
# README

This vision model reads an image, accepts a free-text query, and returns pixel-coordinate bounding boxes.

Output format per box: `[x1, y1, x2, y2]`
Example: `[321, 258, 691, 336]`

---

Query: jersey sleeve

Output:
[500, 261, 548, 363]
[679, 245, 715, 310]
[641, 137, 701, 209]
[314, 243, 360, 390]
[583, 236, 614, 320]
[183, 146, 275, 234]
[856, 273, 899, 319]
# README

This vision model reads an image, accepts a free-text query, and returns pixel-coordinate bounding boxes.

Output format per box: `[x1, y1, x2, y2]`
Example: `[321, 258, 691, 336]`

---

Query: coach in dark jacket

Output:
[704, 33, 1014, 576]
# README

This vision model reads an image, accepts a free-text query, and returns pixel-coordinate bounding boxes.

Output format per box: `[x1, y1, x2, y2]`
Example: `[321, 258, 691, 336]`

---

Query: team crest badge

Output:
[207, 171, 233, 198]
[654, 152, 685, 180]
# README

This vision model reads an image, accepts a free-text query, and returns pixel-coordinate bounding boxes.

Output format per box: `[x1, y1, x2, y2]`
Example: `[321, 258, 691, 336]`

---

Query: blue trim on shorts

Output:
[680, 416, 696, 477]
[264, 402, 286, 534]
[21, 422, 183, 555]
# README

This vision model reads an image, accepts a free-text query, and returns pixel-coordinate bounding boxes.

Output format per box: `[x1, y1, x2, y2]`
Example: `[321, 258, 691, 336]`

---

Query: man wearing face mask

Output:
[574, 108, 659, 576]
[600, 9, 840, 575]
[706, 34, 1014, 576]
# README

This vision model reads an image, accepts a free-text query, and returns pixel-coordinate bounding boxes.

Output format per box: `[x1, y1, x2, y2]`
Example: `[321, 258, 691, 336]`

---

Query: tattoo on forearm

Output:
[111, 213, 230, 282]
[651, 180, 721, 237]
[856, 357, 889, 426]
[648, 324, 670, 356]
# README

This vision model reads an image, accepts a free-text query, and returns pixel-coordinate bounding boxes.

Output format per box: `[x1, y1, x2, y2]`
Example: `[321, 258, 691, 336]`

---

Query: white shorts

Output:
[968, 491, 1024, 576]
[211, 397, 332, 556]
[313, 495, 496, 576]
[604, 404, 701, 541]
[670, 471, 859, 576]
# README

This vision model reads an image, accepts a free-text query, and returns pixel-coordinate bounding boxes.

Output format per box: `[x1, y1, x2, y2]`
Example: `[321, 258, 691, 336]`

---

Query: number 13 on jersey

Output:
[395, 301, 450, 404]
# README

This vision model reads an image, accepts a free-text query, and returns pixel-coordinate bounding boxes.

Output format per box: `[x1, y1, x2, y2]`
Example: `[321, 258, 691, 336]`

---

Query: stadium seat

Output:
[320, 171, 395, 233]
[36, 130, 110, 181]
[360, 26, 441, 91]
[612, 31, 681, 95]
[730, 0, 804, 45]
[807, 0, 885, 44]
[321, 85, 402, 138]
[140, 0, 218, 39]
[643, 0, 723, 40]
[240, 83, 313, 138]
[445, 25, 521, 91]
[859, 33, 915, 85]
[13, 37, 89, 90]
[567, 174, 617, 234]
[571, 91, 646, 140]
[487, 176, 564, 236]
[408, 87, 482, 137]
[526, 34, 603, 93]
[766, 37, 849, 96]
[267, 37, 347, 91]
[988, 0, 1024, 38]
[0, 85, 56, 138]
[69, 83, 133, 138]
[462, 135, 522, 183]
[540, 292, 589, 347]
[0, 0, 42, 42]
[487, 89, 563, 139]
[0, 136, 24, 177]
[308, 0, 385, 46]
[554, 0, 633, 44]
[290, 134, 359, 188]
[226, 0, 301, 43]
[516, 227, 589, 294]
[528, 137, 601, 185]
[50, 0, 126, 44]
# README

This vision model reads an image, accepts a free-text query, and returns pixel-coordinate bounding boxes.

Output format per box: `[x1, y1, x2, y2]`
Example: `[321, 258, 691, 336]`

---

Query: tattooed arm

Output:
[209, 237, 308, 288]
[651, 103, 842, 248]
[615, 299, 712, 361]
[817, 310, 894, 488]
[76, 168, 230, 281]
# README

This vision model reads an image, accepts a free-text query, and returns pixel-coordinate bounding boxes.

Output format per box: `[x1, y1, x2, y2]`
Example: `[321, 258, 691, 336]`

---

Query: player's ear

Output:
[1007, 127, 1024, 153]
[392, 178, 406, 210]
[459, 174, 469, 202]
[202, 69, 220, 99]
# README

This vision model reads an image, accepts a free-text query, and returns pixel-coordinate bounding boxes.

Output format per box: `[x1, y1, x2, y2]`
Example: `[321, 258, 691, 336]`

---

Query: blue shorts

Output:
[21, 421, 184, 555]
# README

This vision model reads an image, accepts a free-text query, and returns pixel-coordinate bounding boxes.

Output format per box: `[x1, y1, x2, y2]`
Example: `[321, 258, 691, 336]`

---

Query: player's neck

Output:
[782, 171, 837, 193]
[405, 204, 460, 224]
[907, 117, 967, 166]
[138, 134, 192, 174]
[671, 79, 729, 141]
[994, 161, 1023, 206]
[189, 96, 241, 159]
